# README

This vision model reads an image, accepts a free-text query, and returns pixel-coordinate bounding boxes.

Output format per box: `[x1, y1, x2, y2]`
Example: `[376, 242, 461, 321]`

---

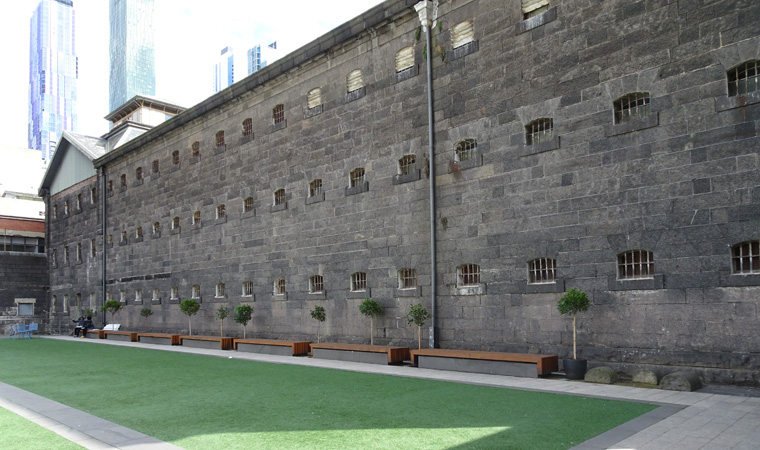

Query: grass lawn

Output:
[0, 405, 84, 450]
[0, 339, 656, 449]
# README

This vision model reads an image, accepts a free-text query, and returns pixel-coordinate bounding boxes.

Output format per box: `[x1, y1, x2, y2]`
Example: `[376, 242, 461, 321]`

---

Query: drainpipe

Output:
[100, 166, 107, 326]
[415, 0, 437, 348]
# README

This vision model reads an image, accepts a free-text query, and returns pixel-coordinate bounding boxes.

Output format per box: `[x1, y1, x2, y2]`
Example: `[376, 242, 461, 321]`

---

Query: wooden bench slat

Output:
[179, 335, 234, 350]
[310, 343, 410, 364]
[233, 339, 311, 355]
[137, 333, 181, 345]
[410, 349, 558, 376]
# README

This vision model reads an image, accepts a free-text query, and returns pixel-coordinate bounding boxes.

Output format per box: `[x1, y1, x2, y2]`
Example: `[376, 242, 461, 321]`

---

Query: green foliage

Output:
[557, 288, 590, 316]
[139, 307, 153, 319]
[179, 299, 200, 317]
[405, 303, 431, 327]
[100, 299, 123, 323]
[358, 298, 382, 318]
[310, 305, 326, 323]
[216, 306, 230, 321]
[82, 308, 96, 319]
[233, 304, 253, 327]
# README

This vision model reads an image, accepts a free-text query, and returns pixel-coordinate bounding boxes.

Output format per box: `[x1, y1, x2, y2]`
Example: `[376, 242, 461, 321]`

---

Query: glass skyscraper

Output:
[109, 0, 155, 113]
[213, 47, 235, 93]
[28, 0, 78, 161]
[247, 45, 267, 76]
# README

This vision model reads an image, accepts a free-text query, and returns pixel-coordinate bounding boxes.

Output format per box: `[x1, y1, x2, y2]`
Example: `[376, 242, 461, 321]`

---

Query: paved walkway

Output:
[1, 336, 759, 449]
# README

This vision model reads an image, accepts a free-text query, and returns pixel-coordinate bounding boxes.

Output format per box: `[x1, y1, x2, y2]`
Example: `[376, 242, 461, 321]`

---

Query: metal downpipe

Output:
[100, 166, 107, 326]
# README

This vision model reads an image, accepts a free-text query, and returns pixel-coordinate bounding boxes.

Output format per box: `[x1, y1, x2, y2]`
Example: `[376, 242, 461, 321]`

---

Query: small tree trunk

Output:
[317, 322, 321, 343]
[418, 325, 422, 349]
[220, 320, 223, 337]
[370, 316, 374, 345]
[189, 317, 192, 336]
[572, 313, 577, 360]
[243, 325, 246, 339]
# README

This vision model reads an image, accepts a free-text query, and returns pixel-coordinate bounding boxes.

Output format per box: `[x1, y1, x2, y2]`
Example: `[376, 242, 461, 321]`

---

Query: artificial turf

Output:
[0, 339, 656, 449]
[0, 405, 84, 450]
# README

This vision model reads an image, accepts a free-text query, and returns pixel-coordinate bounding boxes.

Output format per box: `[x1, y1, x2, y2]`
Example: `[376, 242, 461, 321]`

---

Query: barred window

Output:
[216, 204, 226, 219]
[76, 194, 81, 211]
[614, 93, 650, 124]
[274, 278, 286, 295]
[136, 227, 143, 239]
[136, 167, 143, 180]
[728, 60, 759, 96]
[172, 151, 180, 165]
[242, 118, 253, 137]
[522, 0, 550, 19]
[307, 88, 322, 109]
[76, 242, 82, 263]
[244, 197, 254, 213]
[309, 179, 323, 197]
[452, 20, 474, 49]
[135, 289, 142, 301]
[398, 268, 417, 289]
[119, 290, 125, 302]
[398, 155, 416, 176]
[395, 47, 414, 73]
[120, 231, 127, 243]
[64, 200, 69, 214]
[171, 286, 179, 300]
[193, 211, 201, 225]
[617, 250, 654, 280]
[90, 239, 96, 258]
[53, 204, 58, 219]
[351, 272, 367, 292]
[347, 69, 363, 93]
[120, 174, 127, 187]
[732, 240, 760, 274]
[526, 118, 553, 145]
[107, 181, 113, 194]
[350, 168, 365, 188]
[192, 285, 201, 299]
[152, 222, 160, 234]
[152, 288, 159, 301]
[90, 187, 97, 204]
[172, 216, 180, 230]
[152, 160, 159, 173]
[52, 249, 58, 267]
[310, 275, 324, 293]
[457, 264, 480, 286]
[527, 258, 556, 284]
[242, 281, 254, 297]
[191, 141, 200, 158]
[273, 104, 285, 124]
[274, 189, 286, 206]
[216, 130, 225, 147]
[216, 283, 225, 298]
[455, 139, 477, 162]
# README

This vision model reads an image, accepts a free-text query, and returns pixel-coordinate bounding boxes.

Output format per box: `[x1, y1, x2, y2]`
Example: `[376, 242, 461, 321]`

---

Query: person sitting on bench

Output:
[81, 316, 95, 338]
[73, 316, 85, 337]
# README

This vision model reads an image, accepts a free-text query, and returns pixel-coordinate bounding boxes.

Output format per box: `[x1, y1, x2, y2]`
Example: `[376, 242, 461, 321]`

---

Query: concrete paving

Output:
[1, 335, 758, 449]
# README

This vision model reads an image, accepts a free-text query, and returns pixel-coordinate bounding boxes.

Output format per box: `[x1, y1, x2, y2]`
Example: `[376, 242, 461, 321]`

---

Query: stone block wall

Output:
[0, 252, 49, 335]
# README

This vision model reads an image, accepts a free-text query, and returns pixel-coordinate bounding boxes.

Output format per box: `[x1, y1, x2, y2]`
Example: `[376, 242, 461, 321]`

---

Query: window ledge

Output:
[151, 298, 161, 305]
[272, 120, 287, 132]
[308, 291, 327, 300]
[306, 192, 325, 205]
[171, 227, 181, 235]
[150, 172, 160, 180]
[169, 164, 181, 172]
[516, 7, 558, 34]
[119, 186, 127, 193]
[191, 296, 202, 303]
[521, 136, 560, 157]
[271, 202, 288, 213]
[133, 299, 143, 305]
[215, 216, 227, 225]
[347, 288, 371, 299]
[107, 191, 114, 198]
[190, 156, 200, 165]
[74, 208, 82, 215]
[305, 104, 323, 118]
[525, 279, 565, 294]
[345, 181, 369, 196]
[346, 87, 366, 103]
[716, 90, 760, 112]
[192, 222, 202, 230]
[151, 232, 161, 239]
[605, 112, 659, 137]
[211, 295, 228, 303]
[134, 236, 144, 243]
[449, 40, 479, 61]
[169, 298, 180, 304]
[449, 155, 483, 172]
[119, 240, 128, 246]
[454, 284, 486, 296]
[273, 293, 288, 301]
[133, 179, 143, 187]
[240, 134, 254, 145]
[241, 210, 256, 219]
[213, 144, 226, 155]
[393, 170, 421, 185]
[396, 65, 418, 83]
[608, 274, 664, 291]
[241, 294, 256, 301]
[720, 272, 760, 287]
[395, 287, 421, 297]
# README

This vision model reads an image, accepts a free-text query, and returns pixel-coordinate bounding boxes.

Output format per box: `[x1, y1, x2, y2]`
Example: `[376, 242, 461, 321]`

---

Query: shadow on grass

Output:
[0, 339, 655, 450]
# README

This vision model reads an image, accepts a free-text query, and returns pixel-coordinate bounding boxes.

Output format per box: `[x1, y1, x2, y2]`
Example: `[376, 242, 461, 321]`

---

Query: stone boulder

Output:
[584, 366, 618, 384]
[632, 369, 661, 386]
[659, 371, 703, 391]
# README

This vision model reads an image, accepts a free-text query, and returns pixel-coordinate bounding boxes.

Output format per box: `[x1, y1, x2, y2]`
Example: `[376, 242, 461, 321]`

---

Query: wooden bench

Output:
[102, 330, 138, 342]
[410, 349, 558, 378]
[180, 335, 234, 351]
[137, 333, 181, 346]
[310, 343, 410, 365]
[234, 339, 311, 356]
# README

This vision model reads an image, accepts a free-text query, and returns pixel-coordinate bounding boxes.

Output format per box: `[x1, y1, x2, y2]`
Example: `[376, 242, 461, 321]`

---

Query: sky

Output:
[0, 0, 386, 150]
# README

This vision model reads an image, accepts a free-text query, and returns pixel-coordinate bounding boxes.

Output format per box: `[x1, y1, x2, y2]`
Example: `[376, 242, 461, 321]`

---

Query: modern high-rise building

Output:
[109, 0, 155, 113]
[28, 0, 78, 162]
[247, 44, 267, 75]
[213, 47, 235, 93]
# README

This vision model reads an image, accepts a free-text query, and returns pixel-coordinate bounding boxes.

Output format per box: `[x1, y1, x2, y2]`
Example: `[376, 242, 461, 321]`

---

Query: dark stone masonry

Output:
[44, 0, 760, 385]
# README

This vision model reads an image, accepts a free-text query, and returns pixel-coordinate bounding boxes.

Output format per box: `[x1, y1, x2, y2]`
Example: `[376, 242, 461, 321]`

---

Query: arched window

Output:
[617, 250, 654, 280]
[172, 150, 180, 165]
[307, 88, 322, 109]
[395, 47, 414, 73]
[273, 104, 285, 124]
[215, 130, 225, 147]
[274, 279, 286, 295]
[309, 179, 323, 198]
[242, 118, 253, 137]
[309, 275, 324, 293]
[242, 281, 254, 297]
[347, 69, 363, 93]
[398, 268, 417, 289]
[349, 168, 365, 188]
[191, 285, 201, 299]
[135, 167, 143, 180]
[452, 20, 474, 49]
[398, 155, 416, 175]
[191, 141, 200, 158]
[523, 0, 550, 19]
[215, 283, 225, 298]
[243, 197, 254, 213]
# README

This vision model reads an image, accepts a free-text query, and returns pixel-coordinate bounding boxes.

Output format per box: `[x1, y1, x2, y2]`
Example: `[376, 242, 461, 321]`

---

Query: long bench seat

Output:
[137, 333, 180, 346]
[234, 338, 310, 356]
[103, 330, 138, 342]
[179, 335, 234, 350]
[310, 343, 410, 365]
[411, 348, 558, 378]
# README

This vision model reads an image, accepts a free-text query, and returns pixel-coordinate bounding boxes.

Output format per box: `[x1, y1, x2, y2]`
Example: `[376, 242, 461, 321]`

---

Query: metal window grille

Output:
[191, 142, 200, 158]
[452, 20, 474, 49]
[522, 0, 550, 19]
[171, 286, 179, 299]
[526, 118, 553, 145]
[172, 217, 180, 230]
[347, 70, 364, 93]
[192, 285, 200, 298]
[242, 119, 253, 136]
[275, 279, 286, 295]
[617, 250, 654, 279]
[728, 61, 760, 96]
[217, 204, 226, 219]
[193, 211, 201, 225]
[274, 189, 286, 205]
[309, 179, 322, 197]
[216, 283, 225, 297]
[528, 258, 556, 284]
[310, 275, 324, 293]
[216, 131, 225, 147]
[273, 104, 285, 124]
[244, 197, 254, 212]
[395, 47, 414, 73]
[242, 281, 254, 296]
[455, 139, 477, 162]
[152, 160, 159, 173]
[458, 264, 480, 286]
[732, 240, 760, 274]
[172, 151, 180, 165]
[153, 222, 160, 234]
[398, 268, 417, 289]
[350, 168, 365, 188]
[399, 155, 416, 175]
[614, 93, 650, 124]
[351, 272, 367, 291]
[136, 167, 143, 180]
[307, 88, 321, 109]
[136, 227, 143, 239]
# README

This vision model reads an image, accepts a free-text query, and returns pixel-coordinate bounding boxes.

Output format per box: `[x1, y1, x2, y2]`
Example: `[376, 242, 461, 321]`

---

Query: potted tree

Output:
[359, 298, 382, 345]
[100, 299, 123, 326]
[216, 305, 230, 337]
[179, 299, 201, 335]
[405, 303, 431, 350]
[310, 305, 326, 343]
[140, 307, 153, 330]
[557, 288, 591, 380]
[234, 304, 253, 338]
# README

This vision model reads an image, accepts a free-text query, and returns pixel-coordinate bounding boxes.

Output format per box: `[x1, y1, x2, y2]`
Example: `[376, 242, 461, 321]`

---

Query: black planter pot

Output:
[563, 358, 587, 380]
